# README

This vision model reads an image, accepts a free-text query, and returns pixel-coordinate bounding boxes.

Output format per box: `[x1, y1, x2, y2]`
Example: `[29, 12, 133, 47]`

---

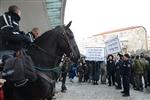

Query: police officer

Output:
[26, 27, 40, 42]
[115, 53, 123, 89]
[0, 5, 31, 59]
[121, 54, 131, 97]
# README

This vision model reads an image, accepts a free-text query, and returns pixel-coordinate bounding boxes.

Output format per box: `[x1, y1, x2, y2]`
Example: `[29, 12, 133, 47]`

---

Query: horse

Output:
[4, 21, 80, 100]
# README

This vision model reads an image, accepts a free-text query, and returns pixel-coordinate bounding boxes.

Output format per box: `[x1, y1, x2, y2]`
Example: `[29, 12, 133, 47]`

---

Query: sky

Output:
[64, 0, 150, 43]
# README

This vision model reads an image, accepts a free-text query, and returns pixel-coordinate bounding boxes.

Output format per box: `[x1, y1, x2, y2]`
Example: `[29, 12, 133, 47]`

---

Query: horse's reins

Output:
[32, 44, 63, 60]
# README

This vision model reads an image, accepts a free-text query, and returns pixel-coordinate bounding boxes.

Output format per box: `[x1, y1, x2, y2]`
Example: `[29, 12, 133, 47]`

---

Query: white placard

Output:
[85, 47, 105, 61]
[105, 36, 121, 54]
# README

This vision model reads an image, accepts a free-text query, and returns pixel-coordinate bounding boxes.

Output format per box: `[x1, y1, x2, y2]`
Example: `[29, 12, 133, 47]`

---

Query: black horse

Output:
[4, 22, 80, 100]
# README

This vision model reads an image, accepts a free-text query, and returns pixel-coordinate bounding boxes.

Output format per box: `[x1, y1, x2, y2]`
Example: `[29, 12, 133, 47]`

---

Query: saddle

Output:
[2, 50, 37, 87]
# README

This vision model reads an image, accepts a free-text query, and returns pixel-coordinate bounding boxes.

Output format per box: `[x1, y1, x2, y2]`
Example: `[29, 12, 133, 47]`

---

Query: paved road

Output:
[55, 77, 150, 100]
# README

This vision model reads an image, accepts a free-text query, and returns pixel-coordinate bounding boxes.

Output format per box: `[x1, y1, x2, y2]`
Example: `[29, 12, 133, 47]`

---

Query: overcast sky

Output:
[64, 0, 150, 43]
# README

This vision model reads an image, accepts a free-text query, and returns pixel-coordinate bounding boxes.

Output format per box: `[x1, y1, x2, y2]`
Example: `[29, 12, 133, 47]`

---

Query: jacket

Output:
[133, 59, 144, 74]
[26, 32, 35, 42]
[115, 59, 123, 75]
[106, 60, 115, 74]
[0, 12, 30, 51]
[122, 60, 131, 77]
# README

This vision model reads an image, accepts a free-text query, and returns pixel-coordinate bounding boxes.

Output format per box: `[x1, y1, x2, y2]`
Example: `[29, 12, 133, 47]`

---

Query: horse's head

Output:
[54, 21, 80, 63]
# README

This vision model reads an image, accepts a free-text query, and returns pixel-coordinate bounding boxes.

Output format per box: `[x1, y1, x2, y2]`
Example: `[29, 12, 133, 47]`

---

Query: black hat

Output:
[118, 53, 123, 57]
[107, 54, 114, 59]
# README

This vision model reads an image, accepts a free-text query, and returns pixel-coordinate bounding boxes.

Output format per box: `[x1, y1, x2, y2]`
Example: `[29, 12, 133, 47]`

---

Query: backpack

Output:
[3, 50, 37, 87]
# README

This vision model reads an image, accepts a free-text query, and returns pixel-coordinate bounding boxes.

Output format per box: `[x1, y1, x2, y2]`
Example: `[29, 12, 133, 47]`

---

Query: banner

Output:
[85, 47, 105, 61]
[105, 36, 121, 54]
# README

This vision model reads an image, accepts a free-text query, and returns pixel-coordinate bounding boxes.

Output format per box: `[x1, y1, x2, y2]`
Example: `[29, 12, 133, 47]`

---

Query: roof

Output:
[92, 26, 145, 37]
[0, 0, 67, 33]
[45, 0, 67, 28]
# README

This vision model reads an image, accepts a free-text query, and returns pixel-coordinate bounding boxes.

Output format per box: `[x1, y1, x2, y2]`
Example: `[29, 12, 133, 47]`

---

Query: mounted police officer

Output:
[0, 5, 32, 100]
[121, 54, 131, 97]
[26, 27, 40, 42]
[0, 5, 31, 59]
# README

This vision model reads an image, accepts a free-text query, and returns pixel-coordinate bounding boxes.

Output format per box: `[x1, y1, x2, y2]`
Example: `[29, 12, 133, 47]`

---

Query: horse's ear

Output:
[66, 21, 72, 29]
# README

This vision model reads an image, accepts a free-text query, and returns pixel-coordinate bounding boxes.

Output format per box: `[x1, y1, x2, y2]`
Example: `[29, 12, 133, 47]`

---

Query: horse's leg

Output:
[61, 72, 67, 92]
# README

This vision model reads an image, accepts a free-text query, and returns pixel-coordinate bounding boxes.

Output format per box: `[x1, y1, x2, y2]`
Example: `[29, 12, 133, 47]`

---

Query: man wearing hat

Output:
[121, 54, 131, 97]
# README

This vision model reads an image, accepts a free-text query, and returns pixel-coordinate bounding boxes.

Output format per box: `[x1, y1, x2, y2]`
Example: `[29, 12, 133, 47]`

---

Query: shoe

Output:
[101, 82, 106, 84]
[122, 94, 130, 97]
[95, 82, 99, 85]
[121, 91, 125, 93]
[116, 87, 122, 90]
[139, 89, 143, 92]
[93, 82, 96, 85]
[134, 88, 140, 91]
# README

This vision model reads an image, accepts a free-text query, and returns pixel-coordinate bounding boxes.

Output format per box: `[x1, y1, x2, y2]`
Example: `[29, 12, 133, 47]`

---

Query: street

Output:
[55, 77, 150, 100]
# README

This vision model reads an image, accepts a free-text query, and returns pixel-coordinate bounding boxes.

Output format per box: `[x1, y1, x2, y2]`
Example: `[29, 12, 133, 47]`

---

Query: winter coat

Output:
[122, 60, 131, 77]
[0, 12, 30, 51]
[26, 32, 36, 43]
[107, 60, 115, 75]
[133, 59, 144, 74]
[115, 59, 123, 75]
[92, 61, 100, 81]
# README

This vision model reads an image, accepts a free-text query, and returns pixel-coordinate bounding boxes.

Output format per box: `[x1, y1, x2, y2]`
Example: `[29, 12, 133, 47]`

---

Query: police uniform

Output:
[122, 59, 131, 96]
[0, 11, 31, 59]
[115, 59, 123, 89]
[26, 32, 36, 43]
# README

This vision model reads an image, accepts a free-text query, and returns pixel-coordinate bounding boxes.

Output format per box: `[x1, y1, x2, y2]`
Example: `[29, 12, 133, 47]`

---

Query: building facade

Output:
[87, 26, 148, 54]
[147, 36, 150, 50]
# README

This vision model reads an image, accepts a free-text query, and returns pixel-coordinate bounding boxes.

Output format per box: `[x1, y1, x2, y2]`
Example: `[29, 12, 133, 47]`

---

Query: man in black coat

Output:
[107, 54, 115, 86]
[115, 53, 123, 89]
[121, 54, 131, 97]
[0, 5, 31, 58]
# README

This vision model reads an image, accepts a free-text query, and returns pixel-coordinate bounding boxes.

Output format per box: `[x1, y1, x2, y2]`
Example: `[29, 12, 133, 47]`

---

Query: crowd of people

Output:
[106, 53, 150, 97]
[67, 53, 150, 97]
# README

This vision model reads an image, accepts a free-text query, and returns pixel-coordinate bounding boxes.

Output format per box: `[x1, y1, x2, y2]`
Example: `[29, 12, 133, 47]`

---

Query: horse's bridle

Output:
[61, 26, 74, 59]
